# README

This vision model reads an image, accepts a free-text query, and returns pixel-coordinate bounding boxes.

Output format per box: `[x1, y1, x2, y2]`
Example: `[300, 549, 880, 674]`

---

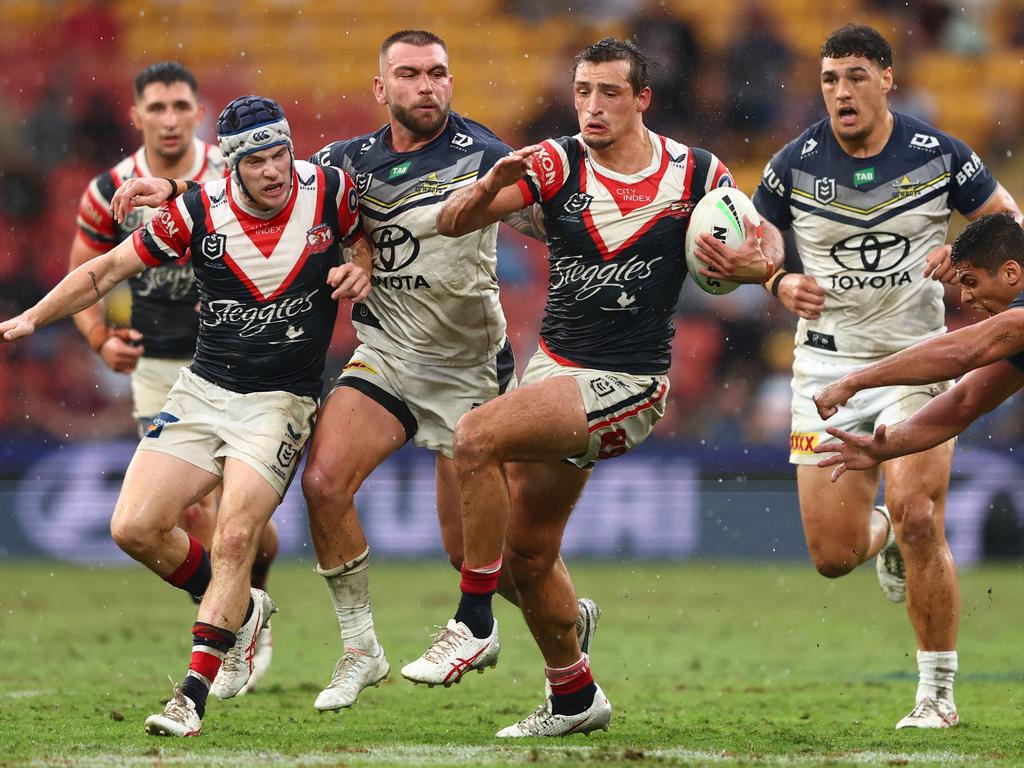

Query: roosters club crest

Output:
[306, 223, 334, 254]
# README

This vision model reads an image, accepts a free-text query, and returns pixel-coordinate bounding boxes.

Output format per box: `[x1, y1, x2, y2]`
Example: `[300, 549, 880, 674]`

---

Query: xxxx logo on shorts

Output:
[790, 432, 818, 454]
[343, 360, 378, 376]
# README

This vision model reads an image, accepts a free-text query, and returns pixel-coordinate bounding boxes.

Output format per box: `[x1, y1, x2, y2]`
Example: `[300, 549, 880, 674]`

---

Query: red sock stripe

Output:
[189, 649, 222, 684]
[192, 621, 236, 653]
[546, 655, 593, 695]
[166, 535, 203, 588]
[460, 563, 501, 595]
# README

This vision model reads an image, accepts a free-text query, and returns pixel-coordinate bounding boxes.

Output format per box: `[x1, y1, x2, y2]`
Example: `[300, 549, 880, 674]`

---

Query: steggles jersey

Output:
[311, 113, 511, 366]
[753, 111, 997, 358]
[76, 137, 226, 358]
[132, 160, 360, 397]
[517, 131, 734, 375]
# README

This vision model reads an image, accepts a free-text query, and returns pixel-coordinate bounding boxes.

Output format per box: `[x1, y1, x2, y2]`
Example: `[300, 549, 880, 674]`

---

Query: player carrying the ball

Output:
[752, 24, 1020, 729]
[398, 37, 783, 736]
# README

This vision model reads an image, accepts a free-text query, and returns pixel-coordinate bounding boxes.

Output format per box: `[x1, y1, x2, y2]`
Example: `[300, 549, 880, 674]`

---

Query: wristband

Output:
[165, 178, 180, 200]
[764, 268, 789, 297]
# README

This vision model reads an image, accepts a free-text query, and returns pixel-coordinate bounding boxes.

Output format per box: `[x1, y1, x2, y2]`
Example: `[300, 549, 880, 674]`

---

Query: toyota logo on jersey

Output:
[372, 224, 420, 272]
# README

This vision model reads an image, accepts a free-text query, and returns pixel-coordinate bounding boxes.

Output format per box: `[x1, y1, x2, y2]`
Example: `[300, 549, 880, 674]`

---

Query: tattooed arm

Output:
[502, 203, 546, 242]
[1, 238, 147, 343]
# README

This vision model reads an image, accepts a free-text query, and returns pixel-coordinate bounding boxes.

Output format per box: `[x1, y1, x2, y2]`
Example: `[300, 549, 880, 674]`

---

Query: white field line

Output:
[23, 745, 986, 767]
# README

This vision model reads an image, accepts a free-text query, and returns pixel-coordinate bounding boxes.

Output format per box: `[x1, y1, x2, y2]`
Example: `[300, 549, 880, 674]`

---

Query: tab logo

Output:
[853, 167, 875, 187]
[388, 161, 412, 179]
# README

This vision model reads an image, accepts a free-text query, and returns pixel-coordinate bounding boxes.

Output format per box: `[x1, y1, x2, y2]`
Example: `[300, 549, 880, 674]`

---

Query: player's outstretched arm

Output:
[814, 361, 1024, 480]
[111, 178, 188, 224]
[813, 308, 1024, 419]
[68, 235, 144, 372]
[437, 146, 543, 237]
[1, 238, 146, 344]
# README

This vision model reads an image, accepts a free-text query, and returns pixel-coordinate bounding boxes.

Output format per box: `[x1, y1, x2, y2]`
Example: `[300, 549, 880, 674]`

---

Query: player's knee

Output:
[301, 460, 358, 517]
[890, 495, 941, 549]
[452, 410, 499, 467]
[109, 513, 164, 558]
[806, 543, 858, 578]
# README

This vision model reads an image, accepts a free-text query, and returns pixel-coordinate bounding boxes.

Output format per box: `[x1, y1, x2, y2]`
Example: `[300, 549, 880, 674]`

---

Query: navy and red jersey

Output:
[132, 159, 361, 397]
[76, 138, 226, 358]
[518, 131, 734, 375]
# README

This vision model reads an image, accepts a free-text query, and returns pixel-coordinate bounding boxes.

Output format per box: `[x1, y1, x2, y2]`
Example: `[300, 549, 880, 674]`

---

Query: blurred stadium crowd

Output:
[2, 0, 1024, 446]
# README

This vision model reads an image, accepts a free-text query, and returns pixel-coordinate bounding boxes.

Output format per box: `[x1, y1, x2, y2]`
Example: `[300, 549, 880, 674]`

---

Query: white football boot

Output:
[211, 588, 277, 700]
[896, 697, 959, 729]
[237, 625, 273, 696]
[144, 685, 202, 738]
[875, 506, 906, 603]
[315, 648, 390, 711]
[497, 683, 612, 738]
[576, 598, 601, 655]
[400, 618, 499, 686]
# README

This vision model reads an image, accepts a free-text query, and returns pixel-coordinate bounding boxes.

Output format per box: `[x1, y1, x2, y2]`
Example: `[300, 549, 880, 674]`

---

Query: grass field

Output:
[1, 559, 1023, 767]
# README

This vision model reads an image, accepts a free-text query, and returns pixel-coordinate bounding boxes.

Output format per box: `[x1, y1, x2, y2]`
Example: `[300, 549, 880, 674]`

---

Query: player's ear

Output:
[636, 86, 652, 113]
[373, 76, 387, 106]
[880, 67, 893, 95]
[130, 103, 141, 131]
[1004, 259, 1022, 285]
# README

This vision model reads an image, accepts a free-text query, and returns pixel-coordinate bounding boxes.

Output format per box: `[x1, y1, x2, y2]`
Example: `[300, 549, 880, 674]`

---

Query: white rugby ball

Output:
[684, 187, 761, 295]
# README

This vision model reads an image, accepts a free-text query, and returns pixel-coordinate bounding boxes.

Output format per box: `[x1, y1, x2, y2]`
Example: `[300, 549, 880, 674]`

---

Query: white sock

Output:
[317, 548, 381, 655]
[916, 649, 957, 706]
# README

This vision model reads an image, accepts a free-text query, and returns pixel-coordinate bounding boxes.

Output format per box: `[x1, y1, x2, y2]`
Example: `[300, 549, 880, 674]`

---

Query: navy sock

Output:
[550, 681, 597, 716]
[181, 674, 210, 718]
[454, 592, 494, 639]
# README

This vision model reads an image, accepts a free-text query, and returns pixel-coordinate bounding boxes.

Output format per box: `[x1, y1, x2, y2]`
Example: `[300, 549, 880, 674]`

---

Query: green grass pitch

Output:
[1, 560, 1023, 767]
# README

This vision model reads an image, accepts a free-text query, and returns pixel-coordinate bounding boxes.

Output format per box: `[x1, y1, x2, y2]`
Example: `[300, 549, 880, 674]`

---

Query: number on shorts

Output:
[597, 429, 628, 460]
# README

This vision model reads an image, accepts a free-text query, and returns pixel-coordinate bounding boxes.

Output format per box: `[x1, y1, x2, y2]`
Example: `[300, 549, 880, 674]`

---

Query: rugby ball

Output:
[684, 187, 761, 295]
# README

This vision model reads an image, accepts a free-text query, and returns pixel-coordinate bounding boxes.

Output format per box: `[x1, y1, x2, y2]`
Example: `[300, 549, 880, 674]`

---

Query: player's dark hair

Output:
[380, 30, 448, 64]
[133, 62, 198, 101]
[951, 213, 1024, 274]
[821, 24, 893, 69]
[573, 37, 652, 95]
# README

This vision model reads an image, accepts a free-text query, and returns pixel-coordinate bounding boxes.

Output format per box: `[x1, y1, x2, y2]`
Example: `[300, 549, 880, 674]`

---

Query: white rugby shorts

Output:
[790, 346, 950, 465]
[521, 346, 669, 469]
[136, 367, 317, 497]
[329, 339, 517, 458]
[131, 356, 191, 436]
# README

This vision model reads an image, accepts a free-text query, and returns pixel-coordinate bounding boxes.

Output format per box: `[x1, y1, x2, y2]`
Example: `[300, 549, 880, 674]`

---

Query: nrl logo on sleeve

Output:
[355, 172, 373, 195]
[564, 192, 593, 214]
[814, 177, 836, 204]
[201, 232, 226, 260]
[306, 223, 334, 254]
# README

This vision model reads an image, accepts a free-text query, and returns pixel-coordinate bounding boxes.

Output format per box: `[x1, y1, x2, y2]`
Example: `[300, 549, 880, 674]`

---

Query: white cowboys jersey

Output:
[133, 160, 360, 396]
[312, 113, 513, 367]
[753, 111, 997, 358]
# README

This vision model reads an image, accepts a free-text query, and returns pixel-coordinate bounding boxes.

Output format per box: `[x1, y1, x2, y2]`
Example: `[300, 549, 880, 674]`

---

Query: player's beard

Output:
[581, 134, 615, 151]
[391, 101, 450, 140]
